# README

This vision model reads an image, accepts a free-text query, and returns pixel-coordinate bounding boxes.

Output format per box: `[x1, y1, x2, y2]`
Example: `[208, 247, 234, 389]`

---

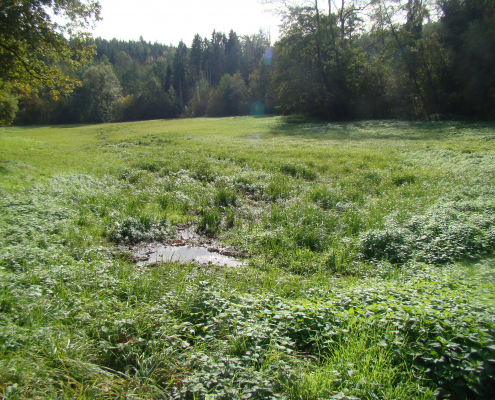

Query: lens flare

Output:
[250, 101, 265, 116]
[264, 48, 273, 65]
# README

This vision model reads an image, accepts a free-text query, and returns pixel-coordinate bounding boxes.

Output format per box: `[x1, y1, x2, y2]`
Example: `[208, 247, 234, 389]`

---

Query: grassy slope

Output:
[0, 117, 494, 399]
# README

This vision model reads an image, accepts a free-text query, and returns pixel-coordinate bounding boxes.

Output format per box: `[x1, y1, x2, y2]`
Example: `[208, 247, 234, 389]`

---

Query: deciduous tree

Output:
[0, 0, 101, 97]
[0, 81, 18, 126]
[80, 63, 122, 123]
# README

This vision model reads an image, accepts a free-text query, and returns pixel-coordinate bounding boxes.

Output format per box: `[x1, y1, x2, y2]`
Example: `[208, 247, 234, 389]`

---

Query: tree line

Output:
[1, 0, 494, 125]
[270, 0, 495, 120]
[6, 30, 271, 125]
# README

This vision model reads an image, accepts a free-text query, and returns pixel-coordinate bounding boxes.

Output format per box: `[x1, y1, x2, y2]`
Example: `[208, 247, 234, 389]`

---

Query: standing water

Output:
[134, 244, 244, 267]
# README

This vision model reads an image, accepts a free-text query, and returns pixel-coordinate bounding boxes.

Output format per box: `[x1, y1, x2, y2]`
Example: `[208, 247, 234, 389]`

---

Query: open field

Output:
[1, 117, 495, 399]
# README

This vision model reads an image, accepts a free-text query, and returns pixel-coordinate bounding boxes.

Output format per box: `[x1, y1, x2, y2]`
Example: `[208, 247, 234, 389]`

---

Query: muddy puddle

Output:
[134, 245, 244, 267]
[133, 225, 245, 267]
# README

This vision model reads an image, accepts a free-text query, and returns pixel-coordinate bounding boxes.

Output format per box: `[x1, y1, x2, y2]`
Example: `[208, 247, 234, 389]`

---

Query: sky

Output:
[90, 0, 283, 46]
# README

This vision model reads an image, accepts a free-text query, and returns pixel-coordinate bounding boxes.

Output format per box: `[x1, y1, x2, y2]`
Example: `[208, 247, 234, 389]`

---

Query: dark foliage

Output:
[8, 0, 495, 125]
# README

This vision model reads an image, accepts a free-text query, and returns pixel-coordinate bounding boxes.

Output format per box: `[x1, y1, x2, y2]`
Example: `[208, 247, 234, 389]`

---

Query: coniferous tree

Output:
[207, 73, 248, 116]
[190, 34, 205, 80]
[225, 30, 242, 76]
[172, 41, 190, 109]
[209, 31, 227, 85]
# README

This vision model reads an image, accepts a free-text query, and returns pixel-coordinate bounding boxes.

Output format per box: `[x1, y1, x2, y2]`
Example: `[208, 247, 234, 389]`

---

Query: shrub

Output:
[359, 201, 495, 264]
[107, 216, 170, 244]
[359, 227, 413, 264]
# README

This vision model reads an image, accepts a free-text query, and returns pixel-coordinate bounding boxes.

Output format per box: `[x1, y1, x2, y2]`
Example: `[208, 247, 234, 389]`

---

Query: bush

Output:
[359, 227, 413, 264]
[107, 216, 170, 244]
[359, 201, 495, 264]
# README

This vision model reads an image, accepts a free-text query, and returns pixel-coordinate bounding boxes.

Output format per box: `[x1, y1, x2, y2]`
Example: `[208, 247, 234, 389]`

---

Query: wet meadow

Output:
[1, 117, 495, 399]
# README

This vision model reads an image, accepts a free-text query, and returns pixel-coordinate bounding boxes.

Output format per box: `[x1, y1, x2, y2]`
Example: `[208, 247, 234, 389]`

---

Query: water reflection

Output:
[135, 245, 244, 267]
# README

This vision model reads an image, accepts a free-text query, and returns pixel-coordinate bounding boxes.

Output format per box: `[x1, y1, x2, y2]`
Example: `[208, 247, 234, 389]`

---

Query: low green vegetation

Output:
[1, 117, 494, 399]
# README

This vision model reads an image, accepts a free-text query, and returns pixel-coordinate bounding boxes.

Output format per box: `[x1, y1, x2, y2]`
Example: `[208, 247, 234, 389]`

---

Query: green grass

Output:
[1, 117, 495, 399]
[283, 318, 434, 399]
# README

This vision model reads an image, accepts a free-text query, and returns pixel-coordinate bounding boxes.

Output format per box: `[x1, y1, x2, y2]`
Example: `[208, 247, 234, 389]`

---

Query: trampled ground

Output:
[1, 117, 494, 399]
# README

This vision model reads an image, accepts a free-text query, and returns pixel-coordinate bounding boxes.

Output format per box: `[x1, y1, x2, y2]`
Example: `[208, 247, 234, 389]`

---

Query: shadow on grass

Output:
[7, 124, 96, 129]
[45, 124, 95, 129]
[268, 117, 495, 141]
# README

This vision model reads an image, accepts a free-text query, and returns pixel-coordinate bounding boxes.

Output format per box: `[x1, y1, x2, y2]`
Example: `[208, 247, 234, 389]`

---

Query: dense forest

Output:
[2, 0, 495, 125]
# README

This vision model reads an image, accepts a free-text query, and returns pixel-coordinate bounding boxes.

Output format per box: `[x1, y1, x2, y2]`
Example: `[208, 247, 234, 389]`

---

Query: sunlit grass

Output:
[284, 319, 435, 400]
[1, 117, 495, 398]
